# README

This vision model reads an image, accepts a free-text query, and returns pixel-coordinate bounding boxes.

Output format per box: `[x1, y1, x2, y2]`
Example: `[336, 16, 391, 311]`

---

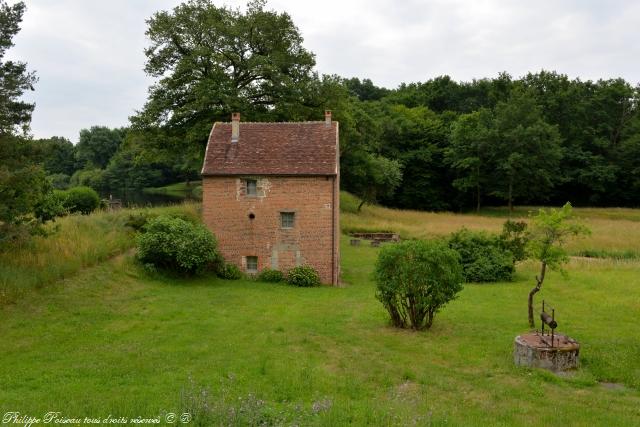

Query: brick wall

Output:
[202, 176, 339, 284]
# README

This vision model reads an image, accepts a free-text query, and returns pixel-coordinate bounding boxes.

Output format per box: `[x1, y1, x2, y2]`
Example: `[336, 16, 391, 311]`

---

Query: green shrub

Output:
[170, 211, 200, 225]
[34, 190, 68, 222]
[125, 212, 152, 231]
[126, 210, 199, 232]
[374, 240, 463, 330]
[448, 228, 515, 282]
[499, 220, 529, 262]
[257, 268, 284, 283]
[63, 186, 100, 215]
[136, 215, 218, 275]
[217, 263, 243, 280]
[286, 265, 320, 287]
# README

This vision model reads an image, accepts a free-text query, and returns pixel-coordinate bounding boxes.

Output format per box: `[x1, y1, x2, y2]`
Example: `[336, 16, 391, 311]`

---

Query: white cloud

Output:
[6, 0, 640, 141]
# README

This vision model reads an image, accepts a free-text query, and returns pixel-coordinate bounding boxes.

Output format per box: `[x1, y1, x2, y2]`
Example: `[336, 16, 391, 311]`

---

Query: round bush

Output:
[374, 240, 463, 330]
[136, 215, 218, 275]
[448, 228, 515, 282]
[63, 186, 100, 215]
[286, 265, 320, 287]
[217, 263, 243, 280]
[257, 268, 284, 283]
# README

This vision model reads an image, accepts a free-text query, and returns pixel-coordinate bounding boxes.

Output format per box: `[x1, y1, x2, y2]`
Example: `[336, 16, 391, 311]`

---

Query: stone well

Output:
[514, 333, 580, 372]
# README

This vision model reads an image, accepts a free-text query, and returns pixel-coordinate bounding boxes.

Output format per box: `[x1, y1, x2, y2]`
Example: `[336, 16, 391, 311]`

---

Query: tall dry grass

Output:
[341, 192, 640, 256]
[0, 202, 200, 304]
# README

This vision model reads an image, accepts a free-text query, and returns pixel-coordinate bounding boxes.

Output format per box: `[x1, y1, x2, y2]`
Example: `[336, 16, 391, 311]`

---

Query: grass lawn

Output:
[1, 223, 639, 425]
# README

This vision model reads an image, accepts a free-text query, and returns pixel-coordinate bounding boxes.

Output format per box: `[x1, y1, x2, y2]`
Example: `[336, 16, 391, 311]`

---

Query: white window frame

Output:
[246, 179, 257, 196]
[246, 256, 258, 272]
[280, 211, 295, 229]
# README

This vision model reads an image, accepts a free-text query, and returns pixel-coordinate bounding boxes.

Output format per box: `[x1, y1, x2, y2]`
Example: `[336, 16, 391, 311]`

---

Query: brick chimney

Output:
[325, 110, 332, 127]
[231, 112, 240, 142]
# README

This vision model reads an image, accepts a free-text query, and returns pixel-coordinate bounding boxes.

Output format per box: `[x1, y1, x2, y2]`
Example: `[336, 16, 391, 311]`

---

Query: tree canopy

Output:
[0, 1, 51, 244]
[490, 89, 563, 210]
[21, 0, 640, 212]
[75, 126, 126, 169]
[132, 0, 317, 149]
[0, 0, 36, 135]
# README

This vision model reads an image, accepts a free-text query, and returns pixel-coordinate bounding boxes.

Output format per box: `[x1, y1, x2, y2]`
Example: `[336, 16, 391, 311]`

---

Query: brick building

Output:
[201, 112, 340, 285]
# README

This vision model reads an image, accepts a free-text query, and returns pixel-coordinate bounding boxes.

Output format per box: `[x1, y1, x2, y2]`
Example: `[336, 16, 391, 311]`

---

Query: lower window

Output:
[280, 211, 295, 228]
[246, 256, 258, 272]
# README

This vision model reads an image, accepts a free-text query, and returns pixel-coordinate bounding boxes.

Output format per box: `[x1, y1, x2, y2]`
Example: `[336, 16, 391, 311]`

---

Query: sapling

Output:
[526, 203, 590, 328]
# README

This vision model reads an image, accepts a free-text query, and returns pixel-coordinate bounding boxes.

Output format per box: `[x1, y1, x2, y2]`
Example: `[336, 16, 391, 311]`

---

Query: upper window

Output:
[280, 212, 295, 228]
[246, 179, 257, 196]
[246, 256, 258, 272]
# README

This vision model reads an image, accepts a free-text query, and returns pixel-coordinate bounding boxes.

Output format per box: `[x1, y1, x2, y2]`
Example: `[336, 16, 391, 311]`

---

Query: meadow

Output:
[341, 192, 640, 258]
[0, 203, 200, 305]
[0, 200, 639, 425]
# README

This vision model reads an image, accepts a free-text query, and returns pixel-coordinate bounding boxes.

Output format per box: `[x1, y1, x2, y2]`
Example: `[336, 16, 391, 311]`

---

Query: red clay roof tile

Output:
[201, 121, 338, 176]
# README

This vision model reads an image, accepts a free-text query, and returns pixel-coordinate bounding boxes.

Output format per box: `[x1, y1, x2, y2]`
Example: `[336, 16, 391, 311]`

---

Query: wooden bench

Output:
[349, 232, 400, 243]
[349, 232, 400, 247]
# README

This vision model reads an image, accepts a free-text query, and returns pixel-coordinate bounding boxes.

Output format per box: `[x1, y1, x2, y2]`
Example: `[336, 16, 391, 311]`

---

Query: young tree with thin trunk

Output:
[525, 203, 589, 328]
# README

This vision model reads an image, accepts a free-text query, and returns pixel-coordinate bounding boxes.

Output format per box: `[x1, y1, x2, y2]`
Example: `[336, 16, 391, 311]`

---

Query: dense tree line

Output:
[124, 0, 640, 210]
[35, 127, 200, 193]
[5, 0, 640, 234]
[342, 73, 640, 211]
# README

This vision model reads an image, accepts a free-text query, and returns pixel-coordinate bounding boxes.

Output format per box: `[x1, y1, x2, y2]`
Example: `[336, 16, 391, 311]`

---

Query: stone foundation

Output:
[514, 333, 580, 371]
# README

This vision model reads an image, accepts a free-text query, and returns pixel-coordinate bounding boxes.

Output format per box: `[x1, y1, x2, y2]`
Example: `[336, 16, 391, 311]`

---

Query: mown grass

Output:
[341, 192, 640, 258]
[1, 200, 639, 425]
[0, 202, 200, 305]
[0, 237, 639, 425]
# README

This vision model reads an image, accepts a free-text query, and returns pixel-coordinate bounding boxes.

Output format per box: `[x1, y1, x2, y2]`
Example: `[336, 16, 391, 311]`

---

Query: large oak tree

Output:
[132, 0, 317, 151]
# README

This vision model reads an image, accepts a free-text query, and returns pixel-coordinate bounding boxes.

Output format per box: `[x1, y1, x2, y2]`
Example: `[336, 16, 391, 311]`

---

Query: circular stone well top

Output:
[514, 333, 580, 371]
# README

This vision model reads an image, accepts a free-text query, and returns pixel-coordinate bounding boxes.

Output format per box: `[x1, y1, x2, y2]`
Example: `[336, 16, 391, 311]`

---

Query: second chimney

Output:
[231, 112, 240, 142]
[325, 110, 332, 127]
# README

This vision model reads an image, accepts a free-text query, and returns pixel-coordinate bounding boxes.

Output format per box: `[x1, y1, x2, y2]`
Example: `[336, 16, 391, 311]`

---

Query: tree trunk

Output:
[528, 261, 547, 328]
[476, 165, 481, 213]
[508, 178, 513, 213]
[357, 199, 366, 212]
[425, 310, 434, 329]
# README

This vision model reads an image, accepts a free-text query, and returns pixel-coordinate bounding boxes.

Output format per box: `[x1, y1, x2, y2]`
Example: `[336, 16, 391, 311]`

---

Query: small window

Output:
[246, 179, 257, 196]
[280, 212, 295, 228]
[246, 256, 258, 272]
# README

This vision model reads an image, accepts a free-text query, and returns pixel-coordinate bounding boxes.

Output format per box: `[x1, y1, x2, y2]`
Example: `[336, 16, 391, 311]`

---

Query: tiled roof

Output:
[201, 121, 339, 176]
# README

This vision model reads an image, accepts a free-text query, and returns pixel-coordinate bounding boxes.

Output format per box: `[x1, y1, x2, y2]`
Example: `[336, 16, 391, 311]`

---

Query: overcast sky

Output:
[7, 0, 640, 142]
